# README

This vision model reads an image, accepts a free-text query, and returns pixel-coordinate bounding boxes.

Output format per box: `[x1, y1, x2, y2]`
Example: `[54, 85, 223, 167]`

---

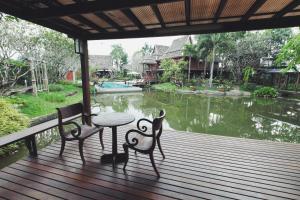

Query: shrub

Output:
[49, 84, 64, 92]
[0, 99, 29, 156]
[43, 93, 66, 103]
[240, 83, 258, 92]
[254, 87, 278, 98]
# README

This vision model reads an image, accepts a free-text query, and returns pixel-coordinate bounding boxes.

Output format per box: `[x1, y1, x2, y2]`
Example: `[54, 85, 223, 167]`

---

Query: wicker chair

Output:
[57, 103, 104, 164]
[123, 110, 166, 177]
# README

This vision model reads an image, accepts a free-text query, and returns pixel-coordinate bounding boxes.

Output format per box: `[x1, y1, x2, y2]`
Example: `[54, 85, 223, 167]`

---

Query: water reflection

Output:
[94, 91, 300, 143]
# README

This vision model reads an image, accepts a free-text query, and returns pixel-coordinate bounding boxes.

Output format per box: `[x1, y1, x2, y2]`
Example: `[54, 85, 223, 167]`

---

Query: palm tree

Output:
[196, 34, 227, 88]
[183, 43, 197, 82]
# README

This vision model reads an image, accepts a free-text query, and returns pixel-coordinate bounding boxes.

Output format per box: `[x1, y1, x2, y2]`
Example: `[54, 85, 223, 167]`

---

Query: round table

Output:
[92, 112, 135, 167]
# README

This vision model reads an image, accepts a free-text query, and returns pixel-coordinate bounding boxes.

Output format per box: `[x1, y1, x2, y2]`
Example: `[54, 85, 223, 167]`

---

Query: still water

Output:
[94, 90, 300, 143]
[1, 90, 300, 168]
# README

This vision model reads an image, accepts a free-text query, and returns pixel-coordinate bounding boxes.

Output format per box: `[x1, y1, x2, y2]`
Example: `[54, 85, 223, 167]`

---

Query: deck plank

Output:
[1, 125, 300, 200]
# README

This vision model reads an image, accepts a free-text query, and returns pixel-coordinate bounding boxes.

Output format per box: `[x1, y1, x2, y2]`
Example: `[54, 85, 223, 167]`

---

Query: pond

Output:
[1, 90, 300, 169]
[93, 90, 300, 143]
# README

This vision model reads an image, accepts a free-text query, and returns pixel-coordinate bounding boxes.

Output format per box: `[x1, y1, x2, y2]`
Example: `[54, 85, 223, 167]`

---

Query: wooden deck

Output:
[1, 126, 300, 200]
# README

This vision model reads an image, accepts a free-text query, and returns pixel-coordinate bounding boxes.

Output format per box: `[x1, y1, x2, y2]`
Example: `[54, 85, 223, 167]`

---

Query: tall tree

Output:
[141, 43, 154, 56]
[196, 33, 229, 87]
[110, 44, 128, 71]
[183, 44, 197, 82]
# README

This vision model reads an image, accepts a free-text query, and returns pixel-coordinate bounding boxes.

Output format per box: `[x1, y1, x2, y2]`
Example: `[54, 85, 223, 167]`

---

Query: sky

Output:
[88, 35, 185, 61]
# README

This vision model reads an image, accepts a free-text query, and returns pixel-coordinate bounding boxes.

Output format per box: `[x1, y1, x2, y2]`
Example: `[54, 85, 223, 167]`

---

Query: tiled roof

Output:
[153, 45, 169, 60]
[142, 55, 157, 64]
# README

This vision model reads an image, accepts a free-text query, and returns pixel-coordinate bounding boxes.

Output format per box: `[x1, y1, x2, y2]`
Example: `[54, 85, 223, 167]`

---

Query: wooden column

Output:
[80, 39, 91, 125]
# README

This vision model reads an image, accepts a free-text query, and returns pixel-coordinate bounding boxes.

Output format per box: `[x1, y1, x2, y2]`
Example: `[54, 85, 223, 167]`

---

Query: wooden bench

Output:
[0, 115, 80, 157]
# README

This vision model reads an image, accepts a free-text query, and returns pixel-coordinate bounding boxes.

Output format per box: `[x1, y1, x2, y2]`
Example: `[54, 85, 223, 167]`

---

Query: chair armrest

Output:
[62, 121, 81, 139]
[137, 118, 153, 132]
[125, 129, 154, 148]
[83, 113, 97, 117]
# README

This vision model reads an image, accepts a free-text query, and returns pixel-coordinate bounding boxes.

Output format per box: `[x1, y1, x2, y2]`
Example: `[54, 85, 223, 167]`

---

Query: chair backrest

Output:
[56, 103, 83, 137]
[57, 103, 83, 121]
[152, 110, 166, 136]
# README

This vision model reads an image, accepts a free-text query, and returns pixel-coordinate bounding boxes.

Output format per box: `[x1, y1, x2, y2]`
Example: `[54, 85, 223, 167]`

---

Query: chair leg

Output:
[99, 129, 104, 149]
[59, 139, 65, 156]
[123, 144, 129, 171]
[149, 152, 160, 178]
[79, 140, 85, 164]
[157, 138, 165, 159]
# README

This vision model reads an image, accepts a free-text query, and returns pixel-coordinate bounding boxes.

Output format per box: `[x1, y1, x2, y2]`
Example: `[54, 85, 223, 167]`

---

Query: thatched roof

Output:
[142, 55, 157, 64]
[161, 36, 192, 59]
[89, 55, 114, 70]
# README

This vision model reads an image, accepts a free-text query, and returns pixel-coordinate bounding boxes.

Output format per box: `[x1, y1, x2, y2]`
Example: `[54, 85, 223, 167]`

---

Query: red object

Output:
[66, 71, 74, 81]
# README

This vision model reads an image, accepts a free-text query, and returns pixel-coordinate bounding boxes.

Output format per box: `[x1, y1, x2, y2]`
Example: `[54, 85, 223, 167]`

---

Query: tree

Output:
[183, 44, 197, 82]
[141, 43, 154, 56]
[160, 58, 187, 83]
[196, 33, 229, 88]
[110, 44, 128, 71]
[276, 34, 300, 88]
[0, 17, 79, 94]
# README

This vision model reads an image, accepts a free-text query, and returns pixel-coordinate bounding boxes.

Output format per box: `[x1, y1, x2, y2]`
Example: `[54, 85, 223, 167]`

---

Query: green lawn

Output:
[6, 84, 82, 119]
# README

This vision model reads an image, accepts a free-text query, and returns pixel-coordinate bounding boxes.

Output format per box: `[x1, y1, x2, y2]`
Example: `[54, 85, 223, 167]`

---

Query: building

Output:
[142, 36, 218, 83]
[89, 55, 114, 78]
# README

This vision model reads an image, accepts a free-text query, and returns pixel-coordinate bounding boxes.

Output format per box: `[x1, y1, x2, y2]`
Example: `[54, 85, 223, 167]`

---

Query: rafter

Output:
[151, 5, 165, 28]
[28, 0, 181, 20]
[242, 0, 267, 21]
[49, 0, 107, 33]
[214, 0, 227, 23]
[273, 0, 300, 18]
[185, 0, 191, 25]
[87, 16, 300, 40]
[122, 9, 145, 30]
[94, 12, 123, 31]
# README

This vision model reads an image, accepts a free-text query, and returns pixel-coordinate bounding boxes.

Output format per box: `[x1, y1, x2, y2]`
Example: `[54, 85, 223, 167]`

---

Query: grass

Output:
[6, 84, 82, 119]
[151, 83, 179, 92]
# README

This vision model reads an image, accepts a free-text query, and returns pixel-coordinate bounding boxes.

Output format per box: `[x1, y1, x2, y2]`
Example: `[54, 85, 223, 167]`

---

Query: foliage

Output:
[254, 87, 278, 98]
[240, 83, 258, 92]
[49, 84, 64, 92]
[0, 99, 29, 156]
[160, 59, 187, 83]
[42, 93, 66, 103]
[242, 66, 255, 83]
[276, 34, 300, 71]
[110, 44, 128, 71]
[141, 43, 154, 56]
[151, 83, 178, 92]
[0, 18, 79, 95]
[9, 84, 82, 118]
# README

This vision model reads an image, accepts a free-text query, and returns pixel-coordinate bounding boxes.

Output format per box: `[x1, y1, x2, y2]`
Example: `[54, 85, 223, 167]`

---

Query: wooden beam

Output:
[242, 0, 267, 21]
[52, 0, 107, 33]
[185, 0, 191, 25]
[214, 0, 228, 23]
[71, 15, 107, 32]
[122, 9, 145, 30]
[151, 5, 165, 28]
[86, 16, 300, 40]
[79, 39, 91, 125]
[29, 0, 181, 20]
[273, 0, 300, 18]
[94, 12, 124, 31]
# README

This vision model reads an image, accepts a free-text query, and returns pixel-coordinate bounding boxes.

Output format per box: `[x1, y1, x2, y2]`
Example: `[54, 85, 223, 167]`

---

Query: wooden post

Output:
[30, 60, 38, 96]
[80, 39, 91, 125]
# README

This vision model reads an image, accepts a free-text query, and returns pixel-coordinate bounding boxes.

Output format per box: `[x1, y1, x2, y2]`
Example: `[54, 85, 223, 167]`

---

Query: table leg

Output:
[112, 126, 117, 167]
[101, 126, 127, 166]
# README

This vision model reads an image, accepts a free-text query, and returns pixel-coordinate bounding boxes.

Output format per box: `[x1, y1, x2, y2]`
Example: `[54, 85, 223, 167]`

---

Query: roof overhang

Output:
[0, 0, 300, 40]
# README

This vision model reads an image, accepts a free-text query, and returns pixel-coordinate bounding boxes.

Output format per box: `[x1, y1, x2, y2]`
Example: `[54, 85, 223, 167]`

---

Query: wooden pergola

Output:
[1, 0, 300, 118]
